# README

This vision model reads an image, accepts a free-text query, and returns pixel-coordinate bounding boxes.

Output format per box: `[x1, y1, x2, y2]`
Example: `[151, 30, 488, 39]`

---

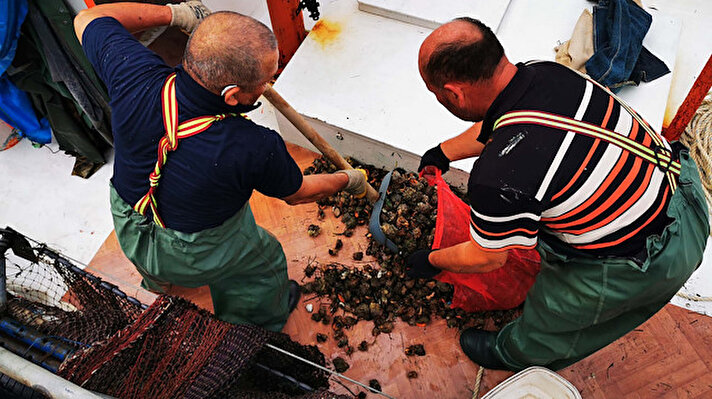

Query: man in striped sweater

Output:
[409, 17, 709, 371]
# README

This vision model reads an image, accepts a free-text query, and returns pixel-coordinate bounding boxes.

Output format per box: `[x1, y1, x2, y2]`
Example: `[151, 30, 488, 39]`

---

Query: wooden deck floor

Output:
[87, 144, 712, 399]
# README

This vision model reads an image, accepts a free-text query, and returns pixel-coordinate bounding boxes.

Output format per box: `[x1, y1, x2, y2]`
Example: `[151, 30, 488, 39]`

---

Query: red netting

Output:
[2, 238, 144, 352]
[2, 229, 345, 398]
[422, 168, 542, 312]
[58, 295, 344, 399]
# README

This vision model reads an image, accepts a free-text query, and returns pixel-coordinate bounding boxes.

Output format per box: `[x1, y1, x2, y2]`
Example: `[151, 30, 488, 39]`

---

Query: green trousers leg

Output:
[494, 150, 710, 371]
[135, 264, 172, 294]
[208, 226, 290, 332]
[110, 184, 290, 332]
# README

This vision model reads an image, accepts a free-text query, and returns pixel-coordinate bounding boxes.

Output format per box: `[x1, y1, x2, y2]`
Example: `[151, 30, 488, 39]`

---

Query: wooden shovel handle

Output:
[263, 85, 379, 203]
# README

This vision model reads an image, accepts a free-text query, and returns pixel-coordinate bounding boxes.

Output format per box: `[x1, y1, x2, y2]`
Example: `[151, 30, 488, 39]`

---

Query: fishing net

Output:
[1, 228, 144, 354]
[1, 228, 346, 398]
[59, 296, 342, 399]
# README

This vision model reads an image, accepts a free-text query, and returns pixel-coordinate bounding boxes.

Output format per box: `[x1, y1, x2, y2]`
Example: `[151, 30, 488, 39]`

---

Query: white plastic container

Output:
[481, 366, 582, 399]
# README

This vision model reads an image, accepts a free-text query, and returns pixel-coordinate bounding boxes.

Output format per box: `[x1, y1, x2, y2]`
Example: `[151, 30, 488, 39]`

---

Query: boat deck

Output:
[87, 144, 712, 399]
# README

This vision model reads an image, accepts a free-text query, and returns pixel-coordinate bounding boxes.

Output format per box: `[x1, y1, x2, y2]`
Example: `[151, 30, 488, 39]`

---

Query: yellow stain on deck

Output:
[662, 86, 677, 129]
[310, 19, 342, 48]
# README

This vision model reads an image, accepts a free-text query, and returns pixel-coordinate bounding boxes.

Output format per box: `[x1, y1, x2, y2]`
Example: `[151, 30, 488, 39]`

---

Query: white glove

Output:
[167, 1, 211, 34]
[339, 169, 368, 198]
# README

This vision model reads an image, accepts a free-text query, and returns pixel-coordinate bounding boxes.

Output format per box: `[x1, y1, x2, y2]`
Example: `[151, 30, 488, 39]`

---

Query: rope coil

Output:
[680, 91, 712, 211]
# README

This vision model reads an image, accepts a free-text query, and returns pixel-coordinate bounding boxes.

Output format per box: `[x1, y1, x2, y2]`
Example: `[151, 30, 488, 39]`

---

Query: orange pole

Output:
[663, 55, 712, 141]
[266, 0, 307, 70]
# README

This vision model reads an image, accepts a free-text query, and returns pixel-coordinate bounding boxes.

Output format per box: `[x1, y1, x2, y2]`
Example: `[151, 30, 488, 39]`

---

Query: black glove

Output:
[406, 249, 441, 279]
[418, 144, 450, 173]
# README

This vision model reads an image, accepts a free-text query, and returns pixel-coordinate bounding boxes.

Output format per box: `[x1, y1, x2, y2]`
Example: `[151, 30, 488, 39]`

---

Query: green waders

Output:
[494, 149, 710, 371]
[110, 184, 290, 332]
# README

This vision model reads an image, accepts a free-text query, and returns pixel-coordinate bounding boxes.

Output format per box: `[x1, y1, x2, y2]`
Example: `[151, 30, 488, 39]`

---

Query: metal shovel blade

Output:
[368, 171, 399, 253]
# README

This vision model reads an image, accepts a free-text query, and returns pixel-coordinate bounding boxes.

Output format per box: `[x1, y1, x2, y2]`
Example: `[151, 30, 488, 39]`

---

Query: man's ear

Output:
[442, 82, 465, 107]
[223, 86, 241, 106]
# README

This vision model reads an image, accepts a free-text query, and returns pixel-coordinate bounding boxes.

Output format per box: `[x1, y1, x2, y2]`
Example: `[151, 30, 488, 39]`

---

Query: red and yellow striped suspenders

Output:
[493, 110, 681, 193]
[133, 73, 236, 227]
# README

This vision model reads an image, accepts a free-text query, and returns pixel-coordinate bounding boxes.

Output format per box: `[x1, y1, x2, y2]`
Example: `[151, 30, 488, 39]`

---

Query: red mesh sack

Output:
[421, 167, 541, 312]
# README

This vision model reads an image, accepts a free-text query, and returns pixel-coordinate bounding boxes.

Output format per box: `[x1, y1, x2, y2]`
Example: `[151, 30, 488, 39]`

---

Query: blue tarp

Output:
[0, 0, 27, 75]
[0, 76, 51, 143]
[0, 0, 51, 144]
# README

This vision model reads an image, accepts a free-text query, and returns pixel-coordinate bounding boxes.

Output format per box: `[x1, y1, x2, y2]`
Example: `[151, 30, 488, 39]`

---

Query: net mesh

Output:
[4, 242, 144, 351]
[2, 229, 347, 398]
[58, 296, 342, 399]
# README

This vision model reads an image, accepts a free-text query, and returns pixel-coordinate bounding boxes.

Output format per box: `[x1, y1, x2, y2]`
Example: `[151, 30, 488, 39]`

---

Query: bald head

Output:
[419, 17, 504, 88]
[184, 11, 278, 94]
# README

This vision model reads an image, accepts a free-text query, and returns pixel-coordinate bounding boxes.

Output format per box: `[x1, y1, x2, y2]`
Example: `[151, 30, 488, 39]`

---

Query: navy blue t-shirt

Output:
[82, 17, 303, 233]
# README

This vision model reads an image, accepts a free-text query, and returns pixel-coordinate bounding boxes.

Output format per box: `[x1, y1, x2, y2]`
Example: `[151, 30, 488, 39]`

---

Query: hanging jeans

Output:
[586, 0, 670, 91]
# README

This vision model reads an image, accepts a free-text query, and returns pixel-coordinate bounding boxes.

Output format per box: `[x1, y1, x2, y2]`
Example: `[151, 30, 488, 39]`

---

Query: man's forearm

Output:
[440, 122, 485, 162]
[428, 240, 508, 273]
[74, 3, 172, 44]
[282, 174, 349, 205]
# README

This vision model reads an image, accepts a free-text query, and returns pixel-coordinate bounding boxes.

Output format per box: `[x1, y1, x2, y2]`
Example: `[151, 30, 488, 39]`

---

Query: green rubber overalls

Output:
[491, 109, 710, 371]
[110, 73, 290, 331]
